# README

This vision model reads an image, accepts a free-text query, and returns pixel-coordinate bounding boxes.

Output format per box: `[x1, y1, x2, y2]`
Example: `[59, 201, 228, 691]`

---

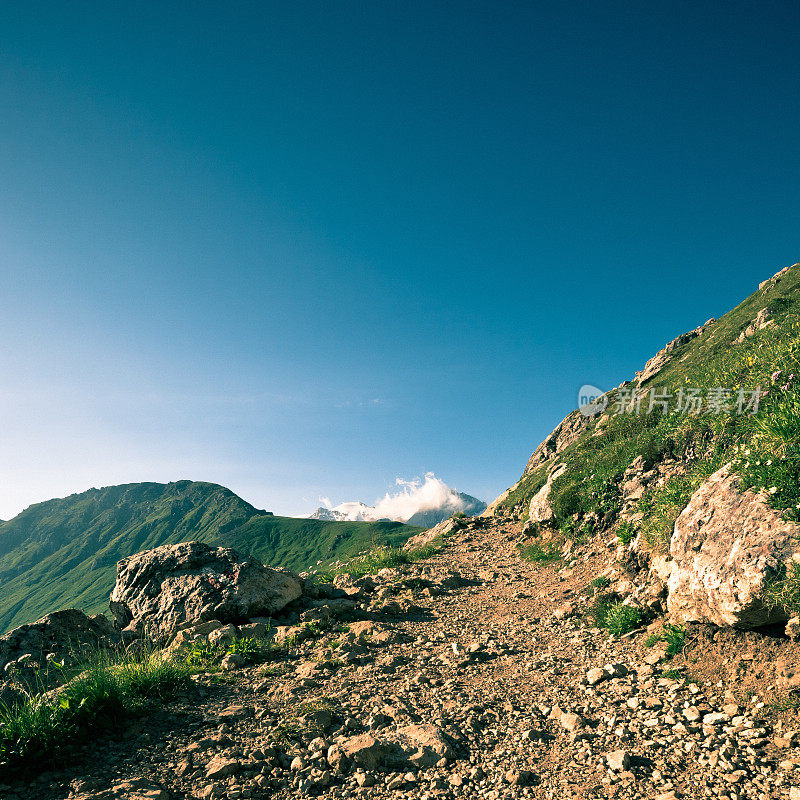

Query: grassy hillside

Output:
[0, 481, 421, 633]
[496, 262, 800, 552]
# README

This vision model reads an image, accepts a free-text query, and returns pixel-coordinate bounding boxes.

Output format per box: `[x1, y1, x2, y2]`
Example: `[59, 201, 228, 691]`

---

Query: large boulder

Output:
[668, 465, 800, 628]
[109, 541, 303, 641]
[0, 609, 119, 670]
[527, 465, 566, 526]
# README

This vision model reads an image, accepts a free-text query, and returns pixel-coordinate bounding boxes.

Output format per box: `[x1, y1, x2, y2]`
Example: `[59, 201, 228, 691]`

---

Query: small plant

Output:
[591, 595, 642, 636]
[644, 623, 686, 657]
[590, 575, 611, 589]
[257, 663, 290, 677]
[603, 603, 642, 636]
[226, 636, 266, 662]
[518, 540, 561, 565]
[662, 668, 682, 680]
[616, 522, 636, 545]
[303, 620, 325, 637]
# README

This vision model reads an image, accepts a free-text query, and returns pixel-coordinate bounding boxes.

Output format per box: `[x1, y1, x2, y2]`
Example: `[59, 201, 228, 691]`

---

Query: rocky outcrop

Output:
[667, 465, 800, 628]
[0, 609, 119, 670]
[635, 319, 715, 386]
[759, 262, 798, 290]
[109, 541, 303, 641]
[736, 307, 775, 343]
[523, 411, 592, 474]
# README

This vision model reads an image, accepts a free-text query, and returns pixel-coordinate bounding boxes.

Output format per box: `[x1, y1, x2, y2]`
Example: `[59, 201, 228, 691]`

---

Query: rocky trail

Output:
[4, 518, 800, 800]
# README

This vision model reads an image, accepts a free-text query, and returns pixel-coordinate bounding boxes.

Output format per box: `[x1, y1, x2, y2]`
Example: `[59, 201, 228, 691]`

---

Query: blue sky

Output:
[1, 1, 799, 519]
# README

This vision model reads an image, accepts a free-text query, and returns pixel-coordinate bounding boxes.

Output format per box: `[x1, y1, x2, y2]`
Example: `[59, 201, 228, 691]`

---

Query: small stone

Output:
[607, 750, 631, 771]
[356, 772, 376, 787]
[205, 756, 239, 779]
[221, 652, 244, 671]
[560, 712, 584, 732]
[208, 624, 238, 645]
[386, 773, 405, 789]
[505, 769, 535, 786]
[586, 668, 606, 685]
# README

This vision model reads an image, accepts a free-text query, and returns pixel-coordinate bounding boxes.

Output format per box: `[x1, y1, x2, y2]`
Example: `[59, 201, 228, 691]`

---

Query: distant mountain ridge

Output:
[309, 502, 380, 522]
[309, 490, 486, 526]
[0, 481, 422, 633]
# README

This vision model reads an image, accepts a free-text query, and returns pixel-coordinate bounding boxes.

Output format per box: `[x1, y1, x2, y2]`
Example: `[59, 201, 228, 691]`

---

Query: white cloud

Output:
[372, 473, 464, 521]
[316, 473, 481, 523]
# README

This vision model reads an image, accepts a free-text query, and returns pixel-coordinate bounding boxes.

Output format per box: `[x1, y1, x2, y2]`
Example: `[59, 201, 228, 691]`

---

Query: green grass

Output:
[0, 480, 423, 633]
[616, 522, 636, 545]
[0, 648, 190, 771]
[735, 376, 800, 521]
[312, 535, 448, 582]
[518, 540, 561, 565]
[764, 561, 800, 615]
[183, 633, 293, 670]
[644, 623, 686, 657]
[591, 595, 642, 636]
[498, 467, 548, 519]
[590, 575, 611, 589]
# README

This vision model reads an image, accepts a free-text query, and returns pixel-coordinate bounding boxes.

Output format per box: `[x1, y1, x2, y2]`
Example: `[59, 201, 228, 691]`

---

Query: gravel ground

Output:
[4, 518, 800, 800]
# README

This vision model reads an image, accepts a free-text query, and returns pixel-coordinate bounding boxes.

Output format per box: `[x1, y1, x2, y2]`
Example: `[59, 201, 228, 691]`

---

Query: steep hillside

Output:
[492, 261, 800, 553]
[0, 481, 421, 632]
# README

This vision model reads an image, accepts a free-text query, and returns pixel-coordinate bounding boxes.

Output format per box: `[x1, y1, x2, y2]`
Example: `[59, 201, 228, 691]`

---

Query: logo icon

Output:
[578, 384, 608, 417]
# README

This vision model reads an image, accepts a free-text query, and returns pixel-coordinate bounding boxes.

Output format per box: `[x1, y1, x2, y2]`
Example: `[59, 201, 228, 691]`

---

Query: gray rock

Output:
[109, 541, 303, 641]
[527, 466, 565, 526]
[205, 756, 240, 779]
[559, 712, 583, 732]
[586, 667, 606, 685]
[394, 724, 456, 767]
[0, 609, 121, 671]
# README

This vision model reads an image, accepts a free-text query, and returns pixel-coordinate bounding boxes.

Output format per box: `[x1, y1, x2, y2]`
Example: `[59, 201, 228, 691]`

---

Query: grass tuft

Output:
[591, 595, 642, 636]
[616, 522, 636, 545]
[0, 648, 189, 771]
[314, 536, 448, 583]
[644, 623, 686, 657]
[764, 561, 800, 615]
[518, 540, 561, 566]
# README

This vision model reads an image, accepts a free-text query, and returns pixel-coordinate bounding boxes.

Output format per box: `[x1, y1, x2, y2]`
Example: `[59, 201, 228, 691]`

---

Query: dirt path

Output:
[4, 520, 797, 800]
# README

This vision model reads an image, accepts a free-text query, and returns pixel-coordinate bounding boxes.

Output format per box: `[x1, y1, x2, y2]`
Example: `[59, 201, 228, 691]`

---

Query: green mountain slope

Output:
[494, 261, 800, 551]
[0, 481, 421, 633]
